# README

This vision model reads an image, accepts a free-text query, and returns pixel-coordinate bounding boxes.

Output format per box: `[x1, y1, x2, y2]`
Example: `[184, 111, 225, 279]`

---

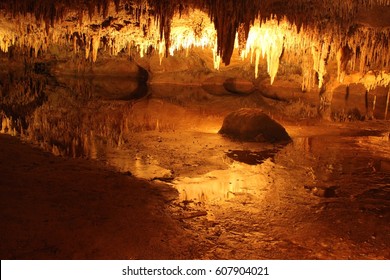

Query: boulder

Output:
[202, 77, 256, 96]
[219, 108, 291, 143]
[202, 76, 231, 96]
[223, 78, 256, 94]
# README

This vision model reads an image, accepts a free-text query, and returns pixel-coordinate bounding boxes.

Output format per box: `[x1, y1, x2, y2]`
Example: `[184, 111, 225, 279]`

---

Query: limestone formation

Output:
[219, 108, 291, 143]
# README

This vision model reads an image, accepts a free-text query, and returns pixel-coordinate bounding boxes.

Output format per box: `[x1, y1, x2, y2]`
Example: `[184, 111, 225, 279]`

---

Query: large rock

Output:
[219, 108, 291, 143]
[202, 77, 256, 96]
[223, 78, 256, 94]
[202, 76, 234, 96]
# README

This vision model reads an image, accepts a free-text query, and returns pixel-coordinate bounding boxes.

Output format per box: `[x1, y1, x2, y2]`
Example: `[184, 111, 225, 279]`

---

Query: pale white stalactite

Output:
[336, 48, 345, 83]
[212, 41, 221, 70]
[267, 34, 284, 84]
[158, 38, 165, 65]
[139, 44, 144, 58]
[311, 40, 329, 89]
[0, 4, 389, 96]
[169, 9, 217, 55]
[91, 35, 100, 62]
[243, 19, 299, 83]
[302, 49, 315, 92]
[255, 48, 260, 79]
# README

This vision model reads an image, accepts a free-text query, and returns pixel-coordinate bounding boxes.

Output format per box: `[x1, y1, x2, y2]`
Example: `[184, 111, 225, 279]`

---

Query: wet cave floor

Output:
[0, 82, 390, 260]
[83, 121, 390, 259]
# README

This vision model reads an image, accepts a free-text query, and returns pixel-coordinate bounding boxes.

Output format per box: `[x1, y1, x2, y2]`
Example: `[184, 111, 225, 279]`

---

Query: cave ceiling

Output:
[1, 0, 390, 89]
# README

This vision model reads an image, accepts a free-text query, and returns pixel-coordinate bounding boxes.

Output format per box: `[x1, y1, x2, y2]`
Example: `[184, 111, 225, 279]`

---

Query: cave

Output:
[0, 0, 389, 260]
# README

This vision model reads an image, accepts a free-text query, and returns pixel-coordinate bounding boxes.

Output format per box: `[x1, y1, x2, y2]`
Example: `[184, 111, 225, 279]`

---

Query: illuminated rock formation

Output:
[0, 0, 390, 111]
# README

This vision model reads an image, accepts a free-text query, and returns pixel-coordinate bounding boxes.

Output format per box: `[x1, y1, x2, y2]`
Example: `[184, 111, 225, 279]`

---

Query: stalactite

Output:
[0, 0, 389, 93]
[301, 49, 316, 92]
[312, 41, 330, 89]
[207, 0, 262, 65]
[167, 9, 216, 56]
[242, 19, 285, 82]
[92, 35, 100, 62]
[148, 0, 178, 58]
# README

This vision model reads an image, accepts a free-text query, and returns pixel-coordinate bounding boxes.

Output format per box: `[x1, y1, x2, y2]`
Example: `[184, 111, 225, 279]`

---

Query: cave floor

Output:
[0, 133, 196, 259]
[103, 119, 390, 260]
[1, 80, 390, 259]
[1, 119, 389, 259]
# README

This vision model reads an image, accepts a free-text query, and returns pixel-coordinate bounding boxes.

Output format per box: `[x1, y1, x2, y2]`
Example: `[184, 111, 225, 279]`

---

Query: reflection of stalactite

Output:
[0, 72, 47, 135]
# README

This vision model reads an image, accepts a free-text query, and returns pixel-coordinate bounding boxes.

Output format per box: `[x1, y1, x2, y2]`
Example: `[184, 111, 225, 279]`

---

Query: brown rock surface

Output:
[223, 78, 256, 95]
[219, 108, 292, 142]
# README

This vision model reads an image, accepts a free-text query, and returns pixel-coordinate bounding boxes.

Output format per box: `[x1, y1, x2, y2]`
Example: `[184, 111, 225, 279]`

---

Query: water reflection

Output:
[278, 135, 390, 197]
[173, 161, 272, 203]
[99, 149, 173, 180]
[0, 71, 47, 135]
[171, 133, 390, 204]
[1, 71, 389, 206]
[56, 76, 149, 101]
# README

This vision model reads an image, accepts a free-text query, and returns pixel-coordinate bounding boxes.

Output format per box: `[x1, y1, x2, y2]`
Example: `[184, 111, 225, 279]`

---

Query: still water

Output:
[1, 72, 389, 203]
[1, 72, 389, 259]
